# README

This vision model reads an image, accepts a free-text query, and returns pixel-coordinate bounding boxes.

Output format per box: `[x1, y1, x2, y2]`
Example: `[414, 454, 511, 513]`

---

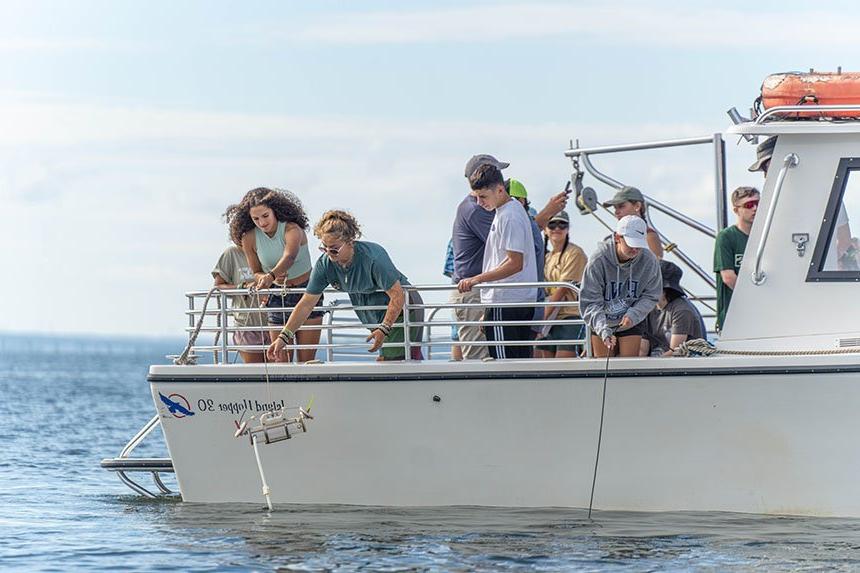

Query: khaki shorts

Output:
[449, 289, 489, 360]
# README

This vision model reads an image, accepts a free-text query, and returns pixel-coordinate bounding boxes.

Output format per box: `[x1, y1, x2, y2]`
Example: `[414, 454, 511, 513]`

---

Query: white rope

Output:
[672, 338, 860, 357]
[588, 351, 611, 520]
[250, 287, 274, 405]
[174, 286, 219, 365]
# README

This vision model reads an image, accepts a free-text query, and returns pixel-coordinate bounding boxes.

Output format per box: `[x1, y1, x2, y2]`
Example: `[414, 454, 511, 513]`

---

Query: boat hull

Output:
[149, 356, 860, 516]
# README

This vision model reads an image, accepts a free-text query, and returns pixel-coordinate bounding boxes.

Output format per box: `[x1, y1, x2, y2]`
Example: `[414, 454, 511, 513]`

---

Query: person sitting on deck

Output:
[458, 164, 538, 359]
[268, 210, 423, 362]
[640, 260, 706, 356]
[580, 215, 662, 357]
[713, 186, 759, 333]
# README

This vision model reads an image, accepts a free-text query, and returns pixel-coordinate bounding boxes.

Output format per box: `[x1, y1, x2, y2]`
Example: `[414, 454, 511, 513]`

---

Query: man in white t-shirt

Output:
[458, 163, 538, 358]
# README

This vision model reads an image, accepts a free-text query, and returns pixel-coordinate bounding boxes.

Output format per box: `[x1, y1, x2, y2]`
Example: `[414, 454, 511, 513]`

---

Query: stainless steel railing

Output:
[181, 281, 717, 363]
[182, 281, 592, 363]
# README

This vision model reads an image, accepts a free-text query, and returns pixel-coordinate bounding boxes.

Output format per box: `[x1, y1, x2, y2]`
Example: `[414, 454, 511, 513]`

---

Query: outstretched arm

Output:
[367, 281, 406, 352]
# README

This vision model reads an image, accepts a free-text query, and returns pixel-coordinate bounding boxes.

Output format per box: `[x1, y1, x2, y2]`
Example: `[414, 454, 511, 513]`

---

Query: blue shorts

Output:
[266, 285, 324, 326]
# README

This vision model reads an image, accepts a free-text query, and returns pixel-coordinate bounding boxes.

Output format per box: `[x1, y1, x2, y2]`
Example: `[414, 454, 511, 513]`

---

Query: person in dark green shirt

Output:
[713, 186, 760, 332]
[268, 210, 423, 361]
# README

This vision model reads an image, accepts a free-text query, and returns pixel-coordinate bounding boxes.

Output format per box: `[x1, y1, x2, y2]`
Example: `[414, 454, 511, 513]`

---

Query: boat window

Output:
[808, 158, 860, 281]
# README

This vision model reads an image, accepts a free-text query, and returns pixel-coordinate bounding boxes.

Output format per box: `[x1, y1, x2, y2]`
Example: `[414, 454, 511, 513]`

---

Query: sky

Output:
[2, 0, 858, 337]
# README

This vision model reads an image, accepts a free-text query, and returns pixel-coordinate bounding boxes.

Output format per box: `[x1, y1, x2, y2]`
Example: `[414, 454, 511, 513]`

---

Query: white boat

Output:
[104, 102, 860, 517]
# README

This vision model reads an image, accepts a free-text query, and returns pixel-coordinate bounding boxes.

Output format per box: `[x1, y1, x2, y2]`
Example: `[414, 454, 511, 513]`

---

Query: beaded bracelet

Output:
[278, 328, 295, 344]
[376, 323, 392, 336]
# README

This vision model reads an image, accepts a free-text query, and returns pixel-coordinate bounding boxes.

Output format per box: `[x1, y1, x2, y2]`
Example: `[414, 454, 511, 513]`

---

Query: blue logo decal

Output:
[159, 392, 195, 418]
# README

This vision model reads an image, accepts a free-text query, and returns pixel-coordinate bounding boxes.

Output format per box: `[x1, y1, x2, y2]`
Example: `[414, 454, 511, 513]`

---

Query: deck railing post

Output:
[219, 292, 229, 364]
[402, 290, 412, 362]
[324, 308, 334, 363]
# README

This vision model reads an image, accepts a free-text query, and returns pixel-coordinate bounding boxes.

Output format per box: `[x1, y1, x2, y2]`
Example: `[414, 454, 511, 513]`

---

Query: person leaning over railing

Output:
[268, 210, 424, 362]
[223, 187, 323, 363]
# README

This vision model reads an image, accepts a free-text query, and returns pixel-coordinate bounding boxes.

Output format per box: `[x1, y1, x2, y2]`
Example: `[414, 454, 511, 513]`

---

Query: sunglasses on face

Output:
[318, 243, 344, 255]
[736, 199, 759, 210]
[547, 222, 569, 230]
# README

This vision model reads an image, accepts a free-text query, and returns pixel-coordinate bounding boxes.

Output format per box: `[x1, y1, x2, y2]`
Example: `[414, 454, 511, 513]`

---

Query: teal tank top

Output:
[254, 221, 313, 280]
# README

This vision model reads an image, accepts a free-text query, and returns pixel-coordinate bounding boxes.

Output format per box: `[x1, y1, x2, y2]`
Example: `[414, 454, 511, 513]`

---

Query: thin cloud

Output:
[296, 3, 859, 48]
[0, 97, 740, 335]
[0, 37, 108, 52]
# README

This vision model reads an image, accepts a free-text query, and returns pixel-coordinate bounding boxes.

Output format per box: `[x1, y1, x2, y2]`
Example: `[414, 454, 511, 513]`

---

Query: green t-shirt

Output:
[713, 225, 749, 331]
[306, 241, 409, 328]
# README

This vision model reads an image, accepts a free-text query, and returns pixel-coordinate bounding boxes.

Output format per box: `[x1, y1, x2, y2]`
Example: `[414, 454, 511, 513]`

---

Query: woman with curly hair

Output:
[267, 210, 423, 362]
[223, 187, 323, 363]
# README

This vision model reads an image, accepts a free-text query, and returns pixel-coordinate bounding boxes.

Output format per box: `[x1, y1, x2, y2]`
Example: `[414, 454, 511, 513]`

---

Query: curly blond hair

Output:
[314, 210, 362, 243]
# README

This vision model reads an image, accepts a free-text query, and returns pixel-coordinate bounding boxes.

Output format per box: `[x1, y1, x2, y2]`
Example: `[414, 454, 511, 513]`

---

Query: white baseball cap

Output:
[615, 215, 649, 249]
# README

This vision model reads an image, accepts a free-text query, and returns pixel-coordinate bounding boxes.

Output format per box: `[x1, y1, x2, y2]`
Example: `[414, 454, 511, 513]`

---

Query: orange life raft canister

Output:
[760, 71, 860, 118]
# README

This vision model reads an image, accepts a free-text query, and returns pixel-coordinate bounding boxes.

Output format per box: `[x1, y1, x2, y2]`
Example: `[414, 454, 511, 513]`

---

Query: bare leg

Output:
[296, 316, 323, 363]
[590, 335, 617, 358]
[238, 350, 265, 364]
[555, 349, 578, 359]
[618, 335, 642, 357]
[451, 344, 463, 361]
[534, 348, 554, 358]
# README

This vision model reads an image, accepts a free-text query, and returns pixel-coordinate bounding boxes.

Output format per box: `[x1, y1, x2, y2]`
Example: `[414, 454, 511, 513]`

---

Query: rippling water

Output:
[3, 333, 860, 572]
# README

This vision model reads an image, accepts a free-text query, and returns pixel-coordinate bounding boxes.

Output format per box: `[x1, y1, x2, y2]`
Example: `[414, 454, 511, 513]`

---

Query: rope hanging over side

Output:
[672, 338, 860, 357]
[174, 287, 220, 365]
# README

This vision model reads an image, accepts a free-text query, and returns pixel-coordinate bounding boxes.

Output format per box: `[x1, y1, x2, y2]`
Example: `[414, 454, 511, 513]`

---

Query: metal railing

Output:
[752, 152, 800, 285]
[182, 282, 592, 363]
[755, 105, 860, 123]
[564, 135, 724, 290]
[180, 281, 718, 363]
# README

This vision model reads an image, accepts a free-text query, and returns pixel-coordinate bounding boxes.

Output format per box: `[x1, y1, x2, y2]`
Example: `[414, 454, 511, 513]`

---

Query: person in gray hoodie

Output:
[580, 215, 662, 357]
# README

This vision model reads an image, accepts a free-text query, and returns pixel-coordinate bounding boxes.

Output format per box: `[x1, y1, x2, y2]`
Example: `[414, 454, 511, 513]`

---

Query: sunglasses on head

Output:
[547, 222, 569, 230]
[318, 244, 343, 255]
[736, 199, 759, 210]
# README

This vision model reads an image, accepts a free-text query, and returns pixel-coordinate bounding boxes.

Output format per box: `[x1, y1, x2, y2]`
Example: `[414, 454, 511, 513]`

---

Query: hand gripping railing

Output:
[752, 152, 800, 285]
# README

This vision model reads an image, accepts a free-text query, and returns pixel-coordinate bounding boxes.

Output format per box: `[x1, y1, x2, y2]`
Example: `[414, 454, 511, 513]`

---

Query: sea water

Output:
[2, 333, 860, 572]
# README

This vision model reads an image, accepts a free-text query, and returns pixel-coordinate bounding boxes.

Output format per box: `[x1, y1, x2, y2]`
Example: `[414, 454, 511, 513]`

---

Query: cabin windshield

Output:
[809, 158, 860, 280]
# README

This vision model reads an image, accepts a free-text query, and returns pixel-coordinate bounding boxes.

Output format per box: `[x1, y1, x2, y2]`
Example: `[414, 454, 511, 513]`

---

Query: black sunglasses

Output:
[547, 222, 569, 230]
[318, 244, 343, 255]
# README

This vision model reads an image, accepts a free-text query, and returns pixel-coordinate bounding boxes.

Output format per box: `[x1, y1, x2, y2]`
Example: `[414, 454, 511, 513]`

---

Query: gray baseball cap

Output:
[602, 186, 645, 207]
[748, 136, 776, 172]
[548, 210, 570, 224]
[464, 154, 510, 178]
